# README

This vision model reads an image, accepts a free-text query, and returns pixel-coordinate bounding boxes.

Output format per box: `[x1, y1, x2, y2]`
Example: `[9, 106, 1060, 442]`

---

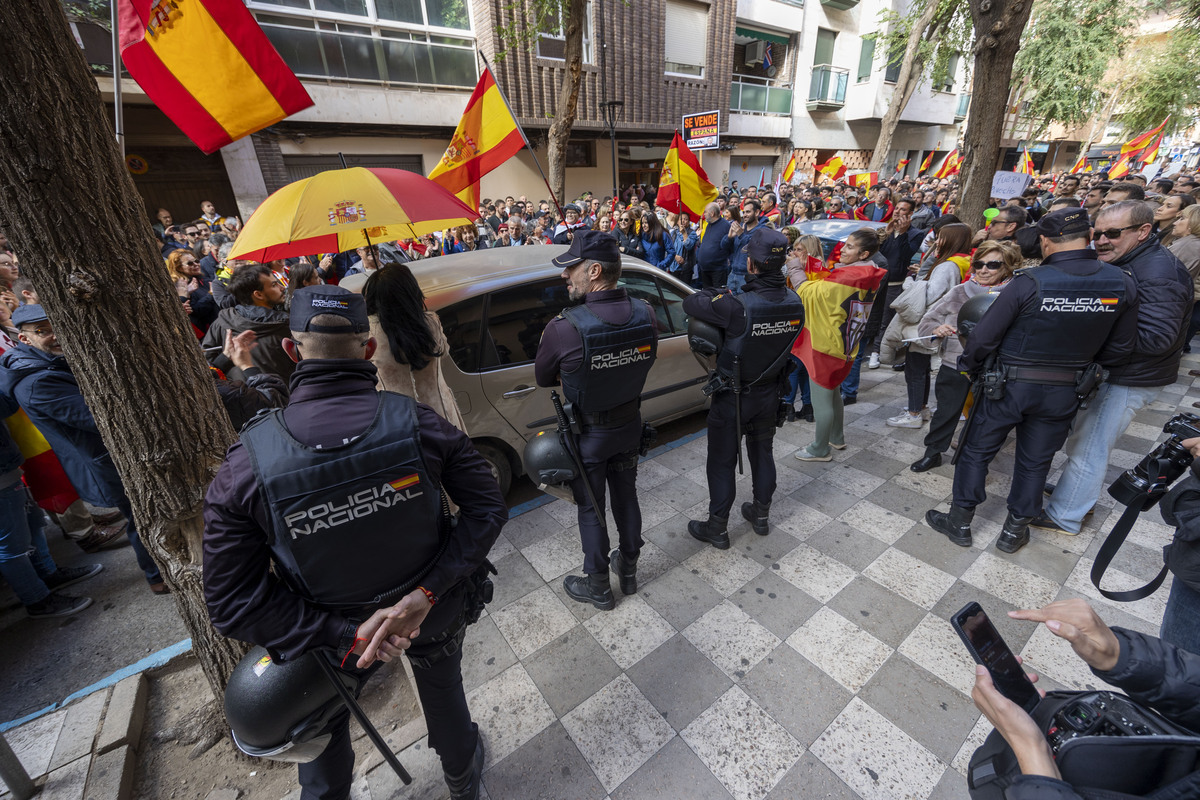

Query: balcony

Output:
[955, 92, 971, 120]
[807, 64, 849, 110]
[820, 0, 860, 9]
[730, 76, 794, 116]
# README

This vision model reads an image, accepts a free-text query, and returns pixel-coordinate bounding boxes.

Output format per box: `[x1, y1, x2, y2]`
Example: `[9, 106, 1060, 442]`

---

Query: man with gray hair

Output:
[493, 216, 526, 247]
[695, 202, 734, 288]
[1035, 200, 1193, 537]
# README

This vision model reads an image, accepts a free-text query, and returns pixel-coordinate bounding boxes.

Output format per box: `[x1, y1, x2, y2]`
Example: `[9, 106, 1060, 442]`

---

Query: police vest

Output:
[997, 262, 1128, 369]
[239, 392, 447, 611]
[716, 289, 804, 388]
[559, 298, 657, 413]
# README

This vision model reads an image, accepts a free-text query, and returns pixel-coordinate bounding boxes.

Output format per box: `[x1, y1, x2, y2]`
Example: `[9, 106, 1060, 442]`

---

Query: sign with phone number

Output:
[683, 110, 720, 151]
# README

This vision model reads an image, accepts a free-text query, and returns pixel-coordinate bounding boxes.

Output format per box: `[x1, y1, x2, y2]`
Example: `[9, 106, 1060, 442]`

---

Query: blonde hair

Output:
[972, 240, 1020, 278]
[1178, 204, 1200, 238]
[795, 234, 824, 260]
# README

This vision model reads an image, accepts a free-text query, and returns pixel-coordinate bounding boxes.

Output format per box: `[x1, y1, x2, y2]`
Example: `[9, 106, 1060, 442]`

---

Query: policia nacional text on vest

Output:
[558, 299, 657, 425]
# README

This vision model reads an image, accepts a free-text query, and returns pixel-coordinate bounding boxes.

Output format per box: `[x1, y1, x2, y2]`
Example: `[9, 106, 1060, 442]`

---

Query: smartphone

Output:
[951, 602, 1041, 714]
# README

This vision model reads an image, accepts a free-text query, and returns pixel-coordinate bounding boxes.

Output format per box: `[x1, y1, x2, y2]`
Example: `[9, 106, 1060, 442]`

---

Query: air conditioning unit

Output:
[744, 40, 766, 67]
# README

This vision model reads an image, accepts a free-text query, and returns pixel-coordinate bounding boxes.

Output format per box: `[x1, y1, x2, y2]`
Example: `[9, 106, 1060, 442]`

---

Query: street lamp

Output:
[604, 100, 624, 200]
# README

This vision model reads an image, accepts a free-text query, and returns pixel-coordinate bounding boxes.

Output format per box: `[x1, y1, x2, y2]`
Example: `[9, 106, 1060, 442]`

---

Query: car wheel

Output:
[474, 441, 513, 496]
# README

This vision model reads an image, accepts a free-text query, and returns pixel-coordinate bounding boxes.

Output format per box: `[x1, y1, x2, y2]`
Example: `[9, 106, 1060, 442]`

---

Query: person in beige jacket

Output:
[362, 263, 467, 432]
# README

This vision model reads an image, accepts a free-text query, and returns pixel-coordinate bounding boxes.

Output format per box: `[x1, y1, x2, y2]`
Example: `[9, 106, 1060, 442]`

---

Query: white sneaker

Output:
[868, 353, 881, 370]
[886, 412, 924, 429]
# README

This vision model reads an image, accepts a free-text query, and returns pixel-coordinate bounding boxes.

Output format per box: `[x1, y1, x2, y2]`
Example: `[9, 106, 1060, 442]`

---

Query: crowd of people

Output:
[4, 162, 1200, 799]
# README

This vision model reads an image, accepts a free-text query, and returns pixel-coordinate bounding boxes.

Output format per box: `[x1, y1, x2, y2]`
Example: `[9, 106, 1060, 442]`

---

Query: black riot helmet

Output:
[224, 646, 357, 763]
[956, 291, 1000, 348]
[687, 316, 724, 357]
[523, 429, 577, 485]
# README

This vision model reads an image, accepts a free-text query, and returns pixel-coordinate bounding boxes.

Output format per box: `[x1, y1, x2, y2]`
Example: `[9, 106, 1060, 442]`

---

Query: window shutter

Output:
[664, 1, 708, 70]
[857, 35, 875, 81]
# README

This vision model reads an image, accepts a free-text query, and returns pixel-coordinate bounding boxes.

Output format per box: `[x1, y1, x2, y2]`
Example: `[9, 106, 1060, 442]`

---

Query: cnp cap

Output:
[551, 229, 621, 268]
[1036, 208, 1090, 238]
[12, 304, 49, 327]
[289, 286, 369, 334]
[747, 227, 789, 270]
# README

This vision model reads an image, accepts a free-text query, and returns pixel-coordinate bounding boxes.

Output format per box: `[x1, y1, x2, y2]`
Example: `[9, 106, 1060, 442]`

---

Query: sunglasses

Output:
[1092, 224, 1140, 241]
[973, 260, 1005, 269]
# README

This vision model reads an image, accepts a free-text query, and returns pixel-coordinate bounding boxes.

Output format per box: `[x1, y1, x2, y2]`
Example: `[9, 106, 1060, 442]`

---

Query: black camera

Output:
[1108, 413, 1200, 510]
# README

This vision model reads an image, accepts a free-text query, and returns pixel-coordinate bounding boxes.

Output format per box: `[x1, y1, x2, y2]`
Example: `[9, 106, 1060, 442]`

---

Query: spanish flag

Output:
[117, 0, 314, 155]
[1107, 153, 1134, 180]
[1141, 131, 1165, 165]
[1017, 148, 1034, 175]
[1069, 152, 1087, 174]
[781, 151, 797, 183]
[895, 159, 910, 174]
[793, 263, 888, 389]
[657, 131, 718, 220]
[935, 150, 962, 179]
[6, 411, 79, 514]
[428, 67, 527, 210]
[919, 151, 935, 175]
[815, 156, 847, 182]
[1120, 116, 1170, 157]
[848, 171, 879, 190]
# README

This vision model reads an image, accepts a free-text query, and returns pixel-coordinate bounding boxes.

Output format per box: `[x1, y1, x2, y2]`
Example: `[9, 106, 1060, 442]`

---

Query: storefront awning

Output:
[735, 26, 790, 47]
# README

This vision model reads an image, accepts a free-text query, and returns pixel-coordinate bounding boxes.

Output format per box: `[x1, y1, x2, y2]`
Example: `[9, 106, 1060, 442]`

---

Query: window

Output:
[813, 28, 836, 65]
[255, 0, 470, 29]
[657, 279, 690, 334]
[618, 272, 672, 334]
[664, 0, 708, 77]
[883, 53, 901, 83]
[857, 35, 875, 82]
[484, 280, 572, 368]
[935, 53, 960, 92]
[537, 1, 593, 63]
[439, 297, 487, 373]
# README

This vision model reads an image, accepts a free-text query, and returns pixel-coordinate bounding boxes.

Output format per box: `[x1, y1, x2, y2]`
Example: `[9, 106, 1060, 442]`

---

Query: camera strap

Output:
[1091, 501, 1169, 602]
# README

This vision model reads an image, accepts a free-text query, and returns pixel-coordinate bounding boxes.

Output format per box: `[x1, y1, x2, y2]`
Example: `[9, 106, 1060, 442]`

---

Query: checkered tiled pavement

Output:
[357, 354, 1200, 800]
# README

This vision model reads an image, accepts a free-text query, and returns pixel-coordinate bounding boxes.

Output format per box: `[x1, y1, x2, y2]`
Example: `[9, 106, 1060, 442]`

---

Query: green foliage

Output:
[873, 0, 972, 88]
[61, 0, 110, 30]
[1119, 29, 1200, 135]
[1011, 0, 1139, 137]
[494, 0, 573, 60]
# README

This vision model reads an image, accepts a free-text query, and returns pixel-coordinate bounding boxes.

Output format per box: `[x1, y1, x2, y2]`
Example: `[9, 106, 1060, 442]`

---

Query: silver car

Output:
[407, 246, 711, 494]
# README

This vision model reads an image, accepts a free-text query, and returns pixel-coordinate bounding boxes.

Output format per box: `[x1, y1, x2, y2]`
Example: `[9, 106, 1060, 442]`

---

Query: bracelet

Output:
[418, 586, 437, 606]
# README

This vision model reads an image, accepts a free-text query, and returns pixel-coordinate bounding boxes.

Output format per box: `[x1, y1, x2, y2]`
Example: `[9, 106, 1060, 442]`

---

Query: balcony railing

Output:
[820, 0, 860, 9]
[731, 76, 794, 116]
[807, 64, 849, 110]
[955, 92, 971, 120]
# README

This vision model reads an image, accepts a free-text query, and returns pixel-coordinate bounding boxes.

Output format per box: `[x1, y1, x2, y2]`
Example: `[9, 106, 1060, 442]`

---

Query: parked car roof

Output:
[790, 219, 887, 239]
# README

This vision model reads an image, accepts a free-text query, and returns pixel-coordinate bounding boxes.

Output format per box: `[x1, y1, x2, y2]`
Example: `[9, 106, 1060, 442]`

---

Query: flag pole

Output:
[110, 1, 125, 159]
[476, 50, 566, 220]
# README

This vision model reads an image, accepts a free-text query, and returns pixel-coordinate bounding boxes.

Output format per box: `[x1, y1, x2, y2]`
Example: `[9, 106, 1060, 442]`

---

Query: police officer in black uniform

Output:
[927, 209, 1139, 554]
[203, 286, 508, 800]
[535, 230, 658, 610]
[684, 227, 804, 548]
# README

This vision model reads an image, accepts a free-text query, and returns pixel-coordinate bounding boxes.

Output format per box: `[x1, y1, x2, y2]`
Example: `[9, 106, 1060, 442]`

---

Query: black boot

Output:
[563, 571, 615, 610]
[926, 505, 974, 547]
[910, 453, 942, 473]
[996, 513, 1034, 554]
[741, 501, 770, 536]
[799, 403, 815, 422]
[611, 549, 638, 595]
[688, 515, 730, 549]
[445, 726, 484, 800]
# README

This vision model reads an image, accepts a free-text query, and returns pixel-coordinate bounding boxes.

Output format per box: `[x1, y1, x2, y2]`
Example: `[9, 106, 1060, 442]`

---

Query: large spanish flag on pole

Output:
[117, 0, 314, 154]
[428, 67, 527, 210]
[1120, 116, 1170, 157]
[657, 131, 719, 220]
[815, 156, 847, 182]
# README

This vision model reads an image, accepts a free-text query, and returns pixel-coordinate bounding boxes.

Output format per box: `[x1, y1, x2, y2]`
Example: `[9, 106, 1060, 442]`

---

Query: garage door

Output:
[727, 156, 777, 190]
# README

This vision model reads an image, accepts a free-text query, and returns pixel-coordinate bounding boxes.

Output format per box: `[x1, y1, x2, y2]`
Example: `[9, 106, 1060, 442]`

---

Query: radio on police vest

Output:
[558, 298, 657, 414]
[239, 392, 449, 611]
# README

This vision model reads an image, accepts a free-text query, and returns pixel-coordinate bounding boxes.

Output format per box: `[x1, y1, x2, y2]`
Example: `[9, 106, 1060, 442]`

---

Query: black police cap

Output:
[747, 227, 789, 270]
[1036, 208, 1091, 238]
[551, 229, 621, 268]
[290, 285, 370, 334]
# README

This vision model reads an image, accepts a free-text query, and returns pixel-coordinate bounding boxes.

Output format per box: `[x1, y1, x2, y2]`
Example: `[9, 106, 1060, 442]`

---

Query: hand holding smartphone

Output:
[952, 602, 1041, 714]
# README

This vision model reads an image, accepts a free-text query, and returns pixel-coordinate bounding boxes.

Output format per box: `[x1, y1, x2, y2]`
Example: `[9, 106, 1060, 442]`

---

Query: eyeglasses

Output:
[184, 231, 199, 237]
[973, 260, 1005, 270]
[1092, 224, 1140, 241]
[24, 326, 53, 336]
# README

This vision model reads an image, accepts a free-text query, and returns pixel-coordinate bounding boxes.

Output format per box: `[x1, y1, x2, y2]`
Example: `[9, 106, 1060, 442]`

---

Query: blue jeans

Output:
[0, 481, 57, 606]
[117, 496, 163, 585]
[1043, 383, 1159, 533]
[840, 348, 865, 399]
[783, 355, 811, 407]
[726, 270, 747, 294]
[1161, 579, 1200, 655]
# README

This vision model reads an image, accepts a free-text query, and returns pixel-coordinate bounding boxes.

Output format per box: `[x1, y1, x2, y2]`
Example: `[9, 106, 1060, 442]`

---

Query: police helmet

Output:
[687, 316, 724, 357]
[224, 646, 357, 763]
[956, 292, 1000, 349]
[523, 430, 577, 485]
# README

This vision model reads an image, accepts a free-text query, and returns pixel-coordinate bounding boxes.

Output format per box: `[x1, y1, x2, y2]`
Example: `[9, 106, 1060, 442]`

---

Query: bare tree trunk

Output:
[0, 0, 245, 703]
[959, 0, 1037, 229]
[546, 0, 586, 205]
[869, 0, 944, 172]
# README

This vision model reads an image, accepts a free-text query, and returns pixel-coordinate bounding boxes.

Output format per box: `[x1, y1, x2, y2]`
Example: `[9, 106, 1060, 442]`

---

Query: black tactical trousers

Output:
[952, 381, 1080, 518]
[570, 418, 644, 575]
[706, 388, 779, 518]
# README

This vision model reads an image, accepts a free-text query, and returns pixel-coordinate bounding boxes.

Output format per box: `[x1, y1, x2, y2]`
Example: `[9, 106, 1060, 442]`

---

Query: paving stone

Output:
[827, 577, 926, 650]
[6, 707, 66, 778]
[460, 616, 519, 694]
[837, 499, 918, 545]
[683, 600, 780, 680]
[490, 585, 578, 660]
[38, 754, 89, 800]
[961, 552, 1060, 611]
[522, 626, 622, 717]
[804, 520, 891, 572]
[625, 634, 733, 732]
[49, 689, 108, 772]
[766, 751, 860, 800]
[898, 614, 978, 697]
[85, 744, 135, 800]
[863, 547, 955, 611]
[204, 790, 240, 800]
[481, 722, 605, 800]
[465, 664, 555, 769]
[582, 594, 675, 670]
[786, 607, 892, 693]
[741, 644, 852, 747]
[611, 736, 734, 800]
[774, 544, 856, 603]
[682, 545, 764, 597]
[729, 570, 821, 640]
[488, 551, 546, 611]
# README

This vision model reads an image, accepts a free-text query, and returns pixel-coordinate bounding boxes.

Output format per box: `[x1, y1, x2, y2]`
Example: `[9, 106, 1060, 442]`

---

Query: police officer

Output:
[203, 286, 508, 800]
[684, 227, 804, 548]
[535, 230, 658, 610]
[927, 209, 1138, 554]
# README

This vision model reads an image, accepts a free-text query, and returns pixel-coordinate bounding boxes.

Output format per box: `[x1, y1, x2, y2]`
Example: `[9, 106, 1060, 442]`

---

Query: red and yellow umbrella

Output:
[228, 167, 476, 262]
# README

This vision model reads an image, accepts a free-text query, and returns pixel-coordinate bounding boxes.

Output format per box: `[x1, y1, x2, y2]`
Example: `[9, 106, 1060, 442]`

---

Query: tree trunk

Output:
[869, 0, 944, 172]
[958, 0, 1036, 229]
[546, 0, 586, 206]
[0, 0, 246, 702]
